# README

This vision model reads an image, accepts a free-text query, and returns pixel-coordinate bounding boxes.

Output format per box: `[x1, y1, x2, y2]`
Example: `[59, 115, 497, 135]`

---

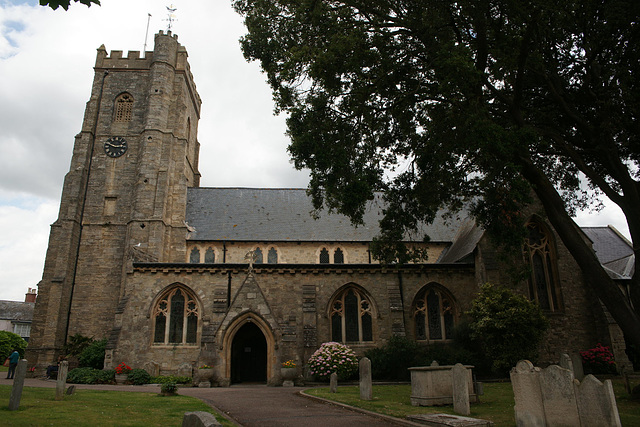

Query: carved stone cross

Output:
[244, 250, 260, 273]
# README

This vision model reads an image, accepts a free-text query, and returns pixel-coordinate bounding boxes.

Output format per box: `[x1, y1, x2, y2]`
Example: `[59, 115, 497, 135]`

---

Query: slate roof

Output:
[0, 300, 34, 322]
[582, 226, 635, 279]
[185, 187, 470, 243]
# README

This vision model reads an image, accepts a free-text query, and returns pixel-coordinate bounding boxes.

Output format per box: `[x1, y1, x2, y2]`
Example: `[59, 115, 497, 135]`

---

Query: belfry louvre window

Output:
[525, 220, 561, 311]
[114, 93, 133, 122]
[153, 286, 199, 345]
[330, 286, 373, 343]
[413, 285, 456, 341]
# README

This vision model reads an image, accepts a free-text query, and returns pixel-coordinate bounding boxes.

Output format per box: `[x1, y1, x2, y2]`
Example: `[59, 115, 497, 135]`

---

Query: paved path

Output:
[0, 378, 414, 426]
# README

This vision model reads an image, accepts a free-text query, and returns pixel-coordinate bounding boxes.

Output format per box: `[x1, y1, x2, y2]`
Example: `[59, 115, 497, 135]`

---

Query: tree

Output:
[234, 0, 640, 348]
[0, 331, 27, 361]
[40, 0, 100, 11]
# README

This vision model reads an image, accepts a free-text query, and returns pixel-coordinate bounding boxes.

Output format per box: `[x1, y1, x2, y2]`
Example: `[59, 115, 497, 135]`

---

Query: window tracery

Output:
[152, 286, 199, 345]
[330, 286, 373, 343]
[413, 285, 456, 341]
[525, 220, 561, 311]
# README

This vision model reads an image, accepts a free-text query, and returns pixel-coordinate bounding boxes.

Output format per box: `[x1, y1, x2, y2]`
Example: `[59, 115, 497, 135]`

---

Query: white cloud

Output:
[0, 0, 630, 302]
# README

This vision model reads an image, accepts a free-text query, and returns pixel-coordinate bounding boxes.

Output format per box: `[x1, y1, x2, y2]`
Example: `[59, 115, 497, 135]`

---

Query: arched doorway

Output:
[230, 322, 267, 383]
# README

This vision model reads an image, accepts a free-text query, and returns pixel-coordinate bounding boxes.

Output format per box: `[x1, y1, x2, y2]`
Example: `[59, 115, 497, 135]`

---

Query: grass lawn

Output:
[306, 379, 640, 426]
[0, 385, 234, 426]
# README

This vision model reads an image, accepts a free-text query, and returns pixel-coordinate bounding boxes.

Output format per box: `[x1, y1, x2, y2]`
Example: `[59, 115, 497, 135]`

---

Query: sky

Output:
[0, 0, 631, 302]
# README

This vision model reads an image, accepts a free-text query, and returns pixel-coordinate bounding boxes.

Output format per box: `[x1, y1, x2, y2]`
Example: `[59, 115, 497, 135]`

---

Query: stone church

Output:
[26, 31, 633, 384]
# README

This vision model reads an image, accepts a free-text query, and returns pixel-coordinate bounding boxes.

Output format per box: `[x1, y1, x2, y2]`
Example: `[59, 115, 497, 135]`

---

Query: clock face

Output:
[104, 136, 127, 158]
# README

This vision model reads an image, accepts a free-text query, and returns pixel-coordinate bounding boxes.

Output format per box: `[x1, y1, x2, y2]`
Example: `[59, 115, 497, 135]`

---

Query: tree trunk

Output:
[518, 156, 640, 349]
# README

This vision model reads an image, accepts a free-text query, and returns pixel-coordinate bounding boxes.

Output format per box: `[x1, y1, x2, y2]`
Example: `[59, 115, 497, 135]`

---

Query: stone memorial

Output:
[359, 357, 372, 401]
[56, 360, 69, 401]
[510, 360, 545, 427]
[575, 375, 621, 427]
[182, 411, 222, 427]
[410, 364, 477, 406]
[540, 365, 580, 425]
[452, 363, 470, 416]
[330, 372, 337, 393]
[510, 360, 622, 427]
[8, 359, 27, 411]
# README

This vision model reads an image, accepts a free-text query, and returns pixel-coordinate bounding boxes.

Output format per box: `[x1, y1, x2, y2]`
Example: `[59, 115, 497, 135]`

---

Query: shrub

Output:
[151, 375, 192, 385]
[161, 383, 178, 394]
[467, 283, 549, 375]
[67, 367, 102, 384]
[128, 368, 152, 385]
[63, 334, 94, 357]
[580, 344, 617, 374]
[78, 338, 107, 369]
[308, 342, 358, 381]
[97, 369, 115, 384]
[0, 331, 27, 361]
[365, 336, 424, 381]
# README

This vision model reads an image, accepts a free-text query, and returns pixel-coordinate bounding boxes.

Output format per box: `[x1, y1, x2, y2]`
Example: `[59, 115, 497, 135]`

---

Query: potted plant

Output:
[194, 364, 216, 386]
[281, 360, 297, 384]
[114, 363, 132, 384]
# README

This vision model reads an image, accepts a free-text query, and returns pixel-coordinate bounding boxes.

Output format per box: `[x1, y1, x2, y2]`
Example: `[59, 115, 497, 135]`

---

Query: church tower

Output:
[27, 32, 201, 368]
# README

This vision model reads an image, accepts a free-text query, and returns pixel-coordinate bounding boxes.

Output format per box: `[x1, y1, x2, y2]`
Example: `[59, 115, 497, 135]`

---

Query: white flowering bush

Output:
[307, 342, 359, 380]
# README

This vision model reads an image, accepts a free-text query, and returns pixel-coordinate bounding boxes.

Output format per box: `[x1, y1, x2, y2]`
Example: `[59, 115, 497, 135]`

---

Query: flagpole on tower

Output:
[143, 13, 152, 53]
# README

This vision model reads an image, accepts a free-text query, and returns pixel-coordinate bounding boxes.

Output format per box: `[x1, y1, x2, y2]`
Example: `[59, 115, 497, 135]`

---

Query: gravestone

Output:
[570, 352, 585, 381]
[56, 360, 69, 401]
[182, 411, 222, 427]
[575, 375, 621, 427]
[359, 357, 372, 401]
[330, 372, 337, 393]
[510, 360, 545, 427]
[540, 365, 580, 426]
[8, 359, 27, 411]
[66, 385, 76, 395]
[452, 363, 470, 416]
[559, 353, 573, 373]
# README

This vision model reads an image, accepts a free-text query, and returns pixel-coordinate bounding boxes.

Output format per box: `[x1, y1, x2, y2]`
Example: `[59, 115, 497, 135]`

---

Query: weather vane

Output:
[164, 4, 177, 31]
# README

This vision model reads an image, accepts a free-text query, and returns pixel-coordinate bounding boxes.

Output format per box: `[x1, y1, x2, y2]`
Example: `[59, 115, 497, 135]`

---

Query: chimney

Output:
[25, 288, 37, 303]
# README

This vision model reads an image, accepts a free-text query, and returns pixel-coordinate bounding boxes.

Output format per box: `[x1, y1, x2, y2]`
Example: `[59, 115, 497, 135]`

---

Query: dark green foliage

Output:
[67, 367, 100, 384]
[151, 376, 192, 385]
[39, 0, 99, 10]
[0, 331, 27, 361]
[127, 368, 152, 385]
[63, 334, 94, 357]
[365, 336, 479, 381]
[467, 284, 549, 375]
[67, 368, 115, 384]
[78, 339, 106, 369]
[365, 336, 423, 381]
[96, 369, 115, 384]
[160, 383, 178, 394]
[234, 0, 640, 348]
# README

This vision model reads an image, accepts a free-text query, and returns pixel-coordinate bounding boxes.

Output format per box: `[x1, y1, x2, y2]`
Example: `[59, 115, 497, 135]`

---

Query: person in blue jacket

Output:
[6, 349, 20, 379]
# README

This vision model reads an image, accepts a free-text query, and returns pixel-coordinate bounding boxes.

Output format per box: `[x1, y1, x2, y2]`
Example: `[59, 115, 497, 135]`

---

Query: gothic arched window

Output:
[330, 286, 373, 343]
[319, 248, 330, 264]
[413, 285, 456, 341]
[189, 247, 200, 263]
[267, 247, 278, 264]
[114, 93, 133, 122]
[152, 286, 199, 345]
[525, 220, 561, 311]
[204, 247, 215, 263]
[254, 247, 263, 264]
[334, 248, 344, 264]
